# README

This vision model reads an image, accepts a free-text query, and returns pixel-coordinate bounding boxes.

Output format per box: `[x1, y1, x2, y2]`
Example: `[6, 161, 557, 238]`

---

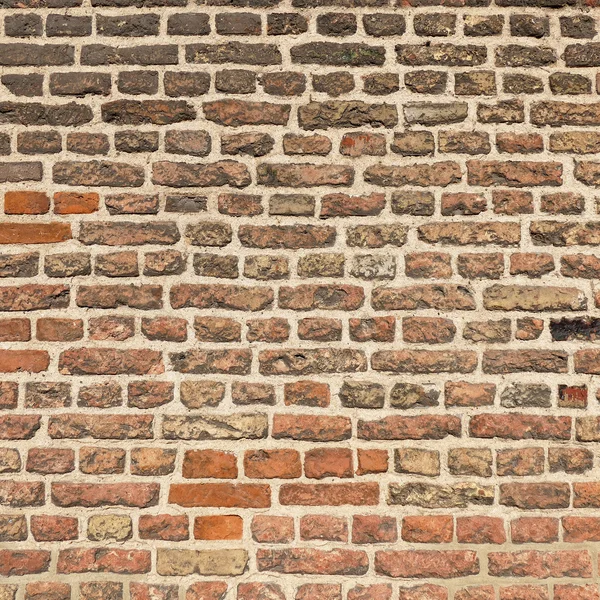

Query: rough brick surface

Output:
[1, 1, 600, 597]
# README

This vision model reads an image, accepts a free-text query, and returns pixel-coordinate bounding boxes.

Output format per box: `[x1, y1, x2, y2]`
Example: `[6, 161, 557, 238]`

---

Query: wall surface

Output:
[1, 0, 600, 597]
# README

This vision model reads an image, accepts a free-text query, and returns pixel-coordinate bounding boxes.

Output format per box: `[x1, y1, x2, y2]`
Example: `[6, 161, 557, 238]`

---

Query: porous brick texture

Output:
[3, 0, 600, 597]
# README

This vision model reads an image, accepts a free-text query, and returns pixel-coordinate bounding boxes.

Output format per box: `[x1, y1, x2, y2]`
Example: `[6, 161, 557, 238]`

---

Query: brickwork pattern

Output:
[2, 0, 600, 597]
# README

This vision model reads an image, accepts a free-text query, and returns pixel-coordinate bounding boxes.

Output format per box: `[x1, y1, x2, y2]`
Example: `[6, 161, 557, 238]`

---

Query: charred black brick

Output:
[117, 71, 159, 95]
[267, 13, 308, 35]
[216, 12, 261, 35]
[5, 14, 42, 37]
[165, 195, 207, 213]
[510, 14, 549, 38]
[312, 72, 354, 96]
[292, 42, 385, 66]
[463, 15, 504, 36]
[97, 13, 160, 37]
[0, 43, 74, 66]
[413, 13, 456, 37]
[186, 42, 281, 65]
[1, 74, 44, 97]
[550, 317, 600, 342]
[164, 72, 210, 97]
[363, 14, 405, 36]
[0, 102, 93, 126]
[46, 14, 92, 36]
[17, 131, 62, 154]
[317, 13, 357, 36]
[560, 15, 596, 39]
[215, 69, 256, 94]
[49, 72, 111, 96]
[167, 13, 210, 35]
[0, 134, 10, 155]
[114, 130, 159, 152]
[81, 44, 178, 65]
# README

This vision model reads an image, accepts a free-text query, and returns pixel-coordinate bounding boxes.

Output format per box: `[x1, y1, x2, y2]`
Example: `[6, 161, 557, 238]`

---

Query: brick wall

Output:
[1, 0, 600, 597]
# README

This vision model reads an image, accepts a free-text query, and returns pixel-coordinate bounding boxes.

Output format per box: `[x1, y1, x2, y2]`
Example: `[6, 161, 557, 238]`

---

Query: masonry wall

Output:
[1, 0, 600, 598]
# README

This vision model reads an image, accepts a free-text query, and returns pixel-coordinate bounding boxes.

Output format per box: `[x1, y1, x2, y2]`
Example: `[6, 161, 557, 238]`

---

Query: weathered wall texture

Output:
[2, 0, 600, 597]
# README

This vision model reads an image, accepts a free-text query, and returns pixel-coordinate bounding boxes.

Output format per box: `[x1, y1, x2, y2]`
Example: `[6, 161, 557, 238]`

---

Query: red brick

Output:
[194, 515, 242, 540]
[169, 483, 271, 508]
[305, 448, 353, 479]
[251, 515, 294, 544]
[244, 449, 301, 479]
[511, 518, 559, 544]
[0, 350, 49, 373]
[300, 514, 348, 541]
[256, 548, 368, 575]
[183, 450, 237, 479]
[375, 550, 479, 578]
[57, 548, 151, 574]
[0, 318, 30, 341]
[488, 550, 592, 579]
[353, 515, 397, 544]
[139, 514, 188, 541]
[456, 516, 506, 544]
[401, 516, 453, 543]
[0, 550, 51, 576]
[53, 191, 99, 214]
[280, 483, 379, 506]
[0, 223, 71, 244]
[30, 515, 78, 541]
[4, 191, 49, 214]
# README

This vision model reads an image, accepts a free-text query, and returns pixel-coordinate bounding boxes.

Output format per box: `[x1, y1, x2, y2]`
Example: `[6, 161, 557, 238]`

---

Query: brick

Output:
[32, 517, 76, 543]
[139, 515, 188, 541]
[396, 44, 486, 66]
[169, 483, 270, 508]
[0, 318, 31, 341]
[375, 550, 479, 578]
[194, 515, 242, 540]
[257, 548, 369, 575]
[52, 483, 158, 507]
[488, 550, 591, 578]
[0, 550, 51, 576]
[402, 516, 453, 543]
[365, 161, 461, 187]
[301, 515, 347, 541]
[82, 44, 178, 66]
[187, 42, 281, 65]
[252, 515, 294, 543]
